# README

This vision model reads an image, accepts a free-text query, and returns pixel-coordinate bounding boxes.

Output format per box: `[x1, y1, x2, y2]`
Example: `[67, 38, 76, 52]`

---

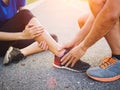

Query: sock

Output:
[112, 54, 120, 60]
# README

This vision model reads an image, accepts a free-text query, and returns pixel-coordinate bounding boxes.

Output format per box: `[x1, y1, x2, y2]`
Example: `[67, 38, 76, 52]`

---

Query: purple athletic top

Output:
[0, 0, 26, 26]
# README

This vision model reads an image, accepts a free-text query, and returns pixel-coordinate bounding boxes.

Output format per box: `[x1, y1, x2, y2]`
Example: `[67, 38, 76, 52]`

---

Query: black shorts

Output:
[0, 9, 35, 56]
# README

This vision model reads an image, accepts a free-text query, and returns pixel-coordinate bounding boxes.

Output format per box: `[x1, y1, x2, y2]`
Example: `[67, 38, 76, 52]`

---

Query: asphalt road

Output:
[0, 0, 120, 90]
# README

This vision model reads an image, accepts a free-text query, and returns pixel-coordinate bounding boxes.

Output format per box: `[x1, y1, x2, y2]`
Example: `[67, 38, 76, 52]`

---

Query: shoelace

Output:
[100, 57, 116, 69]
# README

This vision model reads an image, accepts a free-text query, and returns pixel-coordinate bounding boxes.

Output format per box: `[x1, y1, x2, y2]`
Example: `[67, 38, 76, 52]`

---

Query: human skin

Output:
[0, 0, 65, 57]
[61, 0, 120, 67]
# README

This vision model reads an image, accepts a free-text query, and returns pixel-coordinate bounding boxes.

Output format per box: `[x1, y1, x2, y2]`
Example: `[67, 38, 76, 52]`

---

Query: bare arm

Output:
[61, 13, 95, 49]
[73, 13, 95, 47]
[79, 0, 119, 50]
[0, 32, 26, 41]
[0, 6, 42, 41]
[0, 25, 44, 41]
[0, 6, 25, 41]
[61, 0, 119, 67]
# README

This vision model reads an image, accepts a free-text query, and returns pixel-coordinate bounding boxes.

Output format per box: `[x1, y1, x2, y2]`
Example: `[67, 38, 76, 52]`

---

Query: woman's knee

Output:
[17, 9, 35, 25]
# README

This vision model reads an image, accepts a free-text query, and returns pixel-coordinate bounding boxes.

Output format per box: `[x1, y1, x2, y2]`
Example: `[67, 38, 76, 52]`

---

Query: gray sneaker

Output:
[3, 46, 24, 65]
[86, 57, 120, 82]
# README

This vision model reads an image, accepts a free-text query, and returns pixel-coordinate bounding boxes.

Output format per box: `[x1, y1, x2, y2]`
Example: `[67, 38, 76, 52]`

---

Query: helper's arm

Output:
[79, 0, 119, 50]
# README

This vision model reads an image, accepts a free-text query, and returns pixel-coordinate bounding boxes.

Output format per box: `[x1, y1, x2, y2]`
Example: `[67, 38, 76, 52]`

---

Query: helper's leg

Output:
[89, 0, 120, 57]
[78, 12, 89, 28]
[105, 18, 120, 57]
[87, 19, 120, 82]
[87, 0, 120, 82]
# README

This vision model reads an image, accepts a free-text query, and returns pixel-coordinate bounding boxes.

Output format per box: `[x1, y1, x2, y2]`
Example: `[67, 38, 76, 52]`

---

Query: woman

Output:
[0, 0, 90, 72]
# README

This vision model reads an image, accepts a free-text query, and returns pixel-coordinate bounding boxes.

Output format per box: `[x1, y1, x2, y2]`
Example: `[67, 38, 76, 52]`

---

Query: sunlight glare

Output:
[63, 0, 88, 11]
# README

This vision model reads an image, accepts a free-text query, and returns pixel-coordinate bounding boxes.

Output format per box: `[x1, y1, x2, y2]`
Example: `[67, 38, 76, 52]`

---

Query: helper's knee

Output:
[78, 17, 84, 28]
[88, 0, 106, 16]
[78, 13, 89, 28]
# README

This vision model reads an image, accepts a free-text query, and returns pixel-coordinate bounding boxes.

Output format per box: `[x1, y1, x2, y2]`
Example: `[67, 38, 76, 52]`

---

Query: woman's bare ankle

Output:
[57, 49, 66, 57]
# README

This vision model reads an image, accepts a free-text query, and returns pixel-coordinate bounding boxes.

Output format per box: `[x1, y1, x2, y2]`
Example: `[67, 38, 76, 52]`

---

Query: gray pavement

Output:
[0, 0, 120, 90]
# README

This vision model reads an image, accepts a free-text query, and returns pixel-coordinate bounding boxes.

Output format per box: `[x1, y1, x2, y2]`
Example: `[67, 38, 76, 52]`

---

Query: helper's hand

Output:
[22, 25, 44, 39]
[61, 45, 87, 67]
[38, 41, 48, 51]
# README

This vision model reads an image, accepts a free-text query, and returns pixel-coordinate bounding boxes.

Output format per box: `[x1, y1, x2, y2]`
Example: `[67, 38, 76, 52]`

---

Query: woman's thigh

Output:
[0, 10, 35, 56]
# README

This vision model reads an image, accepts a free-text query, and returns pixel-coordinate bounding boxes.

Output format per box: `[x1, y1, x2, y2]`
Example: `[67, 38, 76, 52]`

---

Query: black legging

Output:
[0, 9, 35, 56]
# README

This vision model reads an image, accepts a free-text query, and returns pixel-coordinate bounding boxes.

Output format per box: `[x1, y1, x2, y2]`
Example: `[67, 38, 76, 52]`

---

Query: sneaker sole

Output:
[87, 73, 120, 82]
[3, 46, 13, 65]
[53, 63, 80, 72]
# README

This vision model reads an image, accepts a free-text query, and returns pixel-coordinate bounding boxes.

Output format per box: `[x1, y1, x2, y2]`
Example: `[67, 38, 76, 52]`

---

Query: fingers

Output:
[24, 25, 45, 39]
[26, 24, 34, 28]
[32, 30, 44, 38]
[41, 41, 48, 51]
[30, 25, 44, 32]
[71, 59, 77, 67]
[39, 41, 48, 51]
[65, 56, 75, 67]
[61, 53, 71, 65]
[29, 26, 45, 38]
[60, 46, 86, 68]
[61, 53, 78, 67]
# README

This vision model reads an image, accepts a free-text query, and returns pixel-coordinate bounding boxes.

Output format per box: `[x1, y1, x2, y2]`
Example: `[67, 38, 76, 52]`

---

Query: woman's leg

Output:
[0, 10, 35, 56]
[1, 9, 64, 57]
[25, 17, 65, 57]
[2, 10, 90, 72]
[13, 34, 58, 56]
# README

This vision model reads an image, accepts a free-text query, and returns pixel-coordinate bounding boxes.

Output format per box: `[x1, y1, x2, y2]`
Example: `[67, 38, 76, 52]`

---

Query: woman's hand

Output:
[38, 41, 48, 51]
[61, 45, 87, 67]
[22, 24, 44, 39]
